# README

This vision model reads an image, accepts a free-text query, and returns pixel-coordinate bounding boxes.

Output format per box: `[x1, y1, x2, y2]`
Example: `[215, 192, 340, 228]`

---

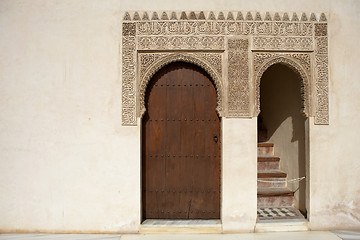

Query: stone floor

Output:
[257, 207, 304, 220]
[0, 231, 359, 240]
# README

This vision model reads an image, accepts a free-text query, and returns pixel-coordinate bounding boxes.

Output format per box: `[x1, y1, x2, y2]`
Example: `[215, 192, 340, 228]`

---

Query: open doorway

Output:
[257, 63, 307, 220]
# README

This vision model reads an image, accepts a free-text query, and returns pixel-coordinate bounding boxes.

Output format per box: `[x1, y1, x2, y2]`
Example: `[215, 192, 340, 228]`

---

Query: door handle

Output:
[213, 134, 218, 143]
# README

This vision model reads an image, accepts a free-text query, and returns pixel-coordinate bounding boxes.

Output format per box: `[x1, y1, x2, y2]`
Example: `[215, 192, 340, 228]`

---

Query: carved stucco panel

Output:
[137, 36, 225, 50]
[136, 21, 313, 36]
[253, 53, 311, 117]
[253, 36, 313, 51]
[121, 11, 329, 125]
[314, 34, 329, 124]
[138, 53, 224, 117]
[122, 35, 137, 125]
[227, 38, 250, 117]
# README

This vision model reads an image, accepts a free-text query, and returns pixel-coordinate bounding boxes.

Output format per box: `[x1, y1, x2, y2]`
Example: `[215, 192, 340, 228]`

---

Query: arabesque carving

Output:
[227, 38, 250, 117]
[121, 11, 329, 125]
[138, 36, 225, 50]
[253, 37, 313, 51]
[314, 36, 329, 124]
[139, 53, 224, 117]
[253, 53, 311, 117]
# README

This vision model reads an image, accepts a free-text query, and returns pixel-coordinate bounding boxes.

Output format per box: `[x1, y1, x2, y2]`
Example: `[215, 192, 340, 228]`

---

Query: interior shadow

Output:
[258, 63, 307, 215]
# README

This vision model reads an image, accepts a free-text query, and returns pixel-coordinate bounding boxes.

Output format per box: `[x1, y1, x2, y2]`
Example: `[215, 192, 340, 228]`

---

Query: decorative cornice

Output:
[123, 11, 327, 22]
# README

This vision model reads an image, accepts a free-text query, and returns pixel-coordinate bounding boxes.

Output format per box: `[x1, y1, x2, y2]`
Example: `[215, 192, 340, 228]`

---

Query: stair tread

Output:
[258, 143, 274, 147]
[258, 157, 280, 162]
[258, 170, 287, 178]
[257, 187, 294, 196]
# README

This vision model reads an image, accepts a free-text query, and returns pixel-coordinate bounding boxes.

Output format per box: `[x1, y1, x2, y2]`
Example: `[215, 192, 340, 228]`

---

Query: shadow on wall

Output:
[259, 63, 307, 215]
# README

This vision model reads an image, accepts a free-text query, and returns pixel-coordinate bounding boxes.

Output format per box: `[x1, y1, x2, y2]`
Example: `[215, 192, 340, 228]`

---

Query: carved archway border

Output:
[122, 11, 329, 125]
[254, 55, 311, 117]
[139, 53, 224, 117]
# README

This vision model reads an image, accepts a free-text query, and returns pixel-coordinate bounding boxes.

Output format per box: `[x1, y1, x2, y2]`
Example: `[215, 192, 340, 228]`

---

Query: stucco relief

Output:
[138, 53, 224, 117]
[227, 38, 250, 117]
[314, 35, 329, 124]
[253, 37, 313, 51]
[122, 11, 329, 125]
[253, 53, 311, 117]
[138, 36, 225, 50]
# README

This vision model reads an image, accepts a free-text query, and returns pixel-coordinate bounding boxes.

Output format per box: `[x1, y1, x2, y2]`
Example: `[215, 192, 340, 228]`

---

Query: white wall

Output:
[222, 118, 257, 232]
[0, 0, 359, 233]
[309, 1, 360, 229]
[0, 0, 140, 233]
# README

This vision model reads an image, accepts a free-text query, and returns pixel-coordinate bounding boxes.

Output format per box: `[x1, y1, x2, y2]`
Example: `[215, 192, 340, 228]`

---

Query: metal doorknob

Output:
[213, 134, 218, 143]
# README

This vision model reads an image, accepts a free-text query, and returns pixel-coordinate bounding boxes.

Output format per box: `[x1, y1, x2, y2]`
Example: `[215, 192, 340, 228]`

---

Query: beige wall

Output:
[0, 0, 360, 233]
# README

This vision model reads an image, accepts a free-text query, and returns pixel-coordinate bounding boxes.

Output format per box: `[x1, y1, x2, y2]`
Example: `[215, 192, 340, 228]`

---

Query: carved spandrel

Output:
[253, 53, 311, 118]
[139, 53, 224, 118]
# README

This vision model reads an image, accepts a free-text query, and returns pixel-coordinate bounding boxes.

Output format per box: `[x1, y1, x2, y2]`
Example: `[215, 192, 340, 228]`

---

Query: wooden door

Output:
[142, 62, 221, 219]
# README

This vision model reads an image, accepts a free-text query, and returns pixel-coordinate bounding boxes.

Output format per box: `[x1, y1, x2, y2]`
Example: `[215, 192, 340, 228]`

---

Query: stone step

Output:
[255, 218, 309, 232]
[258, 170, 287, 178]
[258, 157, 280, 171]
[257, 177, 287, 188]
[257, 188, 295, 208]
[257, 143, 274, 156]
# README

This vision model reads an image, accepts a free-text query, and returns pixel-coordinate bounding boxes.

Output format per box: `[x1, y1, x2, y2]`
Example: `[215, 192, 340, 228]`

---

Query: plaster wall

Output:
[0, 0, 359, 233]
[222, 118, 257, 232]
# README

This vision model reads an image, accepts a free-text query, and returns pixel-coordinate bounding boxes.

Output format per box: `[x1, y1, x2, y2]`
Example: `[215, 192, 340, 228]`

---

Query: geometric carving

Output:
[139, 53, 224, 117]
[180, 11, 187, 20]
[236, 12, 244, 20]
[133, 12, 141, 21]
[152, 12, 159, 20]
[291, 13, 299, 21]
[301, 13, 308, 21]
[319, 13, 327, 22]
[315, 37, 328, 54]
[170, 12, 177, 20]
[315, 23, 327, 36]
[122, 35, 137, 125]
[246, 12, 253, 21]
[124, 11, 327, 23]
[227, 12, 234, 20]
[314, 36, 329, 124]
[282, 13, 290, 21]
[138, 36, 225, 50]
[228, 38, 250, 117]
[161, 12, 169, 20]
[253, 37, 313, 51]
[310, 13, 317, 22]
[122, 23, 136, 36]
[265, 12, 272, 21]
[135, 21, 314, 36]
[274, 13, 281, 21]
[122, 11, 329, 125]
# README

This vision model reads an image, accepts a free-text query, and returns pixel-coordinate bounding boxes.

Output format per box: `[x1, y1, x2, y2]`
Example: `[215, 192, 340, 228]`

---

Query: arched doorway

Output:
[142, 61, 221, 220]
[257, 63, 307, 220]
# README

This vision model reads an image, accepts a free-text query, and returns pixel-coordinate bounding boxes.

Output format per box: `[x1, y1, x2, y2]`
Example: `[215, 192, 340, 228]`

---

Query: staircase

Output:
[257, 143, 303, 219]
